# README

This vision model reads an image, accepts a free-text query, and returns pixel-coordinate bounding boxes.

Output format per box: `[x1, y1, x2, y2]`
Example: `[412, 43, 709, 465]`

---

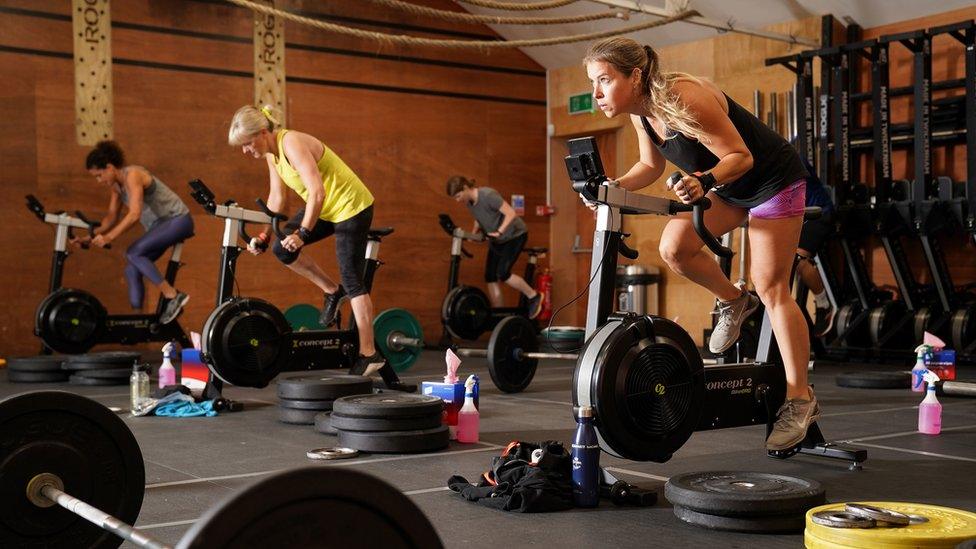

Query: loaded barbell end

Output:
[387, 332, 423, 352]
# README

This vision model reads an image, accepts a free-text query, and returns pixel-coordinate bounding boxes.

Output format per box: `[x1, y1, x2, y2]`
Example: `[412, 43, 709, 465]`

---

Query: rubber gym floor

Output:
[2, 353, 974, 548]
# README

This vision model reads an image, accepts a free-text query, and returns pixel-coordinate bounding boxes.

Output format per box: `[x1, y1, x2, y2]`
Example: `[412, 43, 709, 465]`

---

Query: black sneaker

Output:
[814, 304, 836, 337]
[320, 285, 348, 327]
[351, 352, 387, 378]
[159, 292, 189, 325]
[525, 292, 543, 320]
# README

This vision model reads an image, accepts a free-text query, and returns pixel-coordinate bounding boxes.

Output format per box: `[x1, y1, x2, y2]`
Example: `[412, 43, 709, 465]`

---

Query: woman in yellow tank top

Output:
[227, 105, 388, 379]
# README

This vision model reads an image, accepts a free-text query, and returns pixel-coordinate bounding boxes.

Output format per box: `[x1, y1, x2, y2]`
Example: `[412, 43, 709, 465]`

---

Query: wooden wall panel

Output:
[0, 0, 546, 356]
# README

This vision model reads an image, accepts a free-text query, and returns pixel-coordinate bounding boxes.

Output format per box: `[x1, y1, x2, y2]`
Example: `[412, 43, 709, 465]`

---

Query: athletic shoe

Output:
[766, 387, 821, 451]
[320, 285, 348, 327]
[159, 292, 189, 325]
[526, 292, 544, 320]
[708, 291, 761, 354]
[351, 352, 387, 378]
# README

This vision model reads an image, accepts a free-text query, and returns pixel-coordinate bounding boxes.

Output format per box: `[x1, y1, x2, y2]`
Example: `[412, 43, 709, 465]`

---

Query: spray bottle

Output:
[456, 374, 480, 443]
[158, 341, 177, 389]
[912, 344, 933, 393]
[918, 370, 942, 435]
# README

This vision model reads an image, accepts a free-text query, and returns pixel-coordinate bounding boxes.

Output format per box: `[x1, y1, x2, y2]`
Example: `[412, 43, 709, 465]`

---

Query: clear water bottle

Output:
[571, 406, 600, 507]
[130, 362, 149, 413]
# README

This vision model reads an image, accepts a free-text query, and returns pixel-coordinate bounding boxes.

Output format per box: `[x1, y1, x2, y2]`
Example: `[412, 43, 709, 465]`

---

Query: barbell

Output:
[455, 316, 582, 393]
[0, 390, 443, 549]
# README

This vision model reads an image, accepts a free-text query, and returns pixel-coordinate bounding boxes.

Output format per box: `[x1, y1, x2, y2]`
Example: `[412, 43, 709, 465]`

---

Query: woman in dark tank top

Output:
[583, 37, 817, 453]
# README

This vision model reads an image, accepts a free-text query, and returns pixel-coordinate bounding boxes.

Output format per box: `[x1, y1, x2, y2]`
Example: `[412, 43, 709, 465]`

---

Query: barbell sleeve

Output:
[388, 333, 423, 350]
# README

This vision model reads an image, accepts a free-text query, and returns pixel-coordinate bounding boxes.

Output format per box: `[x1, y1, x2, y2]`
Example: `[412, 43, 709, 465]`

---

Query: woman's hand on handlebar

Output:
[91, 234, 112, 248]
[70, 235, 92, 248]
[667, 174, 705, 205]
[280, 233, 304, 253]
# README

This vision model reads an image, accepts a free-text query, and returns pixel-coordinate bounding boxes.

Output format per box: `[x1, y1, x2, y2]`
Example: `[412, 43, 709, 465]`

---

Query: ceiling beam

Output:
[587, 0, 820, 47]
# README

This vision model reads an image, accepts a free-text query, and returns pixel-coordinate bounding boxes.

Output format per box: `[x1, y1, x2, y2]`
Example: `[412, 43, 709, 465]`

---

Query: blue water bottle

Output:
[571, 406, 600, 507]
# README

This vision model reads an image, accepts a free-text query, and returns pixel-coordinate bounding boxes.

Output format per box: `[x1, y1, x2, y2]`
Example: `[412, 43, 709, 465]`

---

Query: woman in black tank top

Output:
[583, 38, 817, 452]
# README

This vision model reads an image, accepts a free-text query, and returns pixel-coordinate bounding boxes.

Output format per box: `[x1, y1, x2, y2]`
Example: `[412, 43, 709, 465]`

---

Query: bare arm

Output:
[671, 80, 753, 185]
[102, 170, 149, 241]
[94, 189, 122, 235]
[495, 200, 518, 235]
[614, 115, 667, 191]
[282, 132, 324, 232]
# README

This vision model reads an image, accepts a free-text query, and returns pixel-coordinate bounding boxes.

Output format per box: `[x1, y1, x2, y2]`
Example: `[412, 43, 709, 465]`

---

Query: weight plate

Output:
[71, 368, 132, 380]
[277, 374, 373, 400]
[35, 288, 106, 354]
[69, 374, 127, 386]
[673, 504, 806, 533]
[7, 370, 70, 383]
[811, 511, 877, 528]
[574, 315, 705, 462]
[846, 503, 912, 527]
[176, 467, 443, 549]
[868, 301, 912, 349]
[836, 371, 911, 389]
[373, 308, 424, 373]
[64, 351, 141, 370]
[951, 306, 976, 353]
[278, 407, 320, 425]
[332, 393, 444, 419]
[201, 297, 292, 388]
[487, 315, 539, 393]
[6, 355, 67, 373]
[278, 398, 335, 411]
[806, 502, 976, 548]
[284, 303, 324, 332]
[314, 412, 338, 436]
[330, 412, 443, 432]
[665, 471, 826, 517]
[337, 425, 450, 454]
[0, 391, 145, 549]
[306, 447, 358, 460]
[442, 286, 491, 341]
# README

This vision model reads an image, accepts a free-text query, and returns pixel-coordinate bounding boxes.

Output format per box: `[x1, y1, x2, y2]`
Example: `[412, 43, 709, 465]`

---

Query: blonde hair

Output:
[584, 37, 707, 143]
[228, 105, 280, 146]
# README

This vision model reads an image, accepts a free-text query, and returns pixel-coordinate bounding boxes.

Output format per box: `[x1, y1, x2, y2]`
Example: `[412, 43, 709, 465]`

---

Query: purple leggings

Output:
[124, 214, 194, 309]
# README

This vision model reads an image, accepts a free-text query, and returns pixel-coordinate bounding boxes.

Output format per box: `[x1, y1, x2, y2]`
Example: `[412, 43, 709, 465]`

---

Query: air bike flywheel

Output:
[34, 288, 107, 354]
[573, 314, 705, 462]
[201, 297, 292, 388]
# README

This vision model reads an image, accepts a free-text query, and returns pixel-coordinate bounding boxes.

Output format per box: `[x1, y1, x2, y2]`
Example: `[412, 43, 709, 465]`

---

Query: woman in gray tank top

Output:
[82, 141, 193, 324]
[583, 38, 816, 453]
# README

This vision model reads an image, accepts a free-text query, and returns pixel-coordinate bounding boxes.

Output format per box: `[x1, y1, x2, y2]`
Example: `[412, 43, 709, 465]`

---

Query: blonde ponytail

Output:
[228, 105, 280, 146]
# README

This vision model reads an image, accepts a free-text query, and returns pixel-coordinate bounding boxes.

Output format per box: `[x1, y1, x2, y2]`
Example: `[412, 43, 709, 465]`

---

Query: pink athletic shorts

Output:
[748, 178, 807, 220]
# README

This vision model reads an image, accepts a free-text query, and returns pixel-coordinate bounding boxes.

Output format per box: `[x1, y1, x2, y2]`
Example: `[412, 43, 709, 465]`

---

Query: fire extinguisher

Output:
[536, 268, 553, 321]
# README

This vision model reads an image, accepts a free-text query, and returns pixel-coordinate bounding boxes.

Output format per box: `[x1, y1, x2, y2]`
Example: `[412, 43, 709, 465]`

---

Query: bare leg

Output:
[659, 193, 749, 302]
[503, 273, 538, 299]
[796, 250, 825, 294]
[158, 281, 178, 300]
[351, 294, 375, 356]
[486, 282, 504, 308]
[285, 254, 340, 294]
[750, 215, 809, 400]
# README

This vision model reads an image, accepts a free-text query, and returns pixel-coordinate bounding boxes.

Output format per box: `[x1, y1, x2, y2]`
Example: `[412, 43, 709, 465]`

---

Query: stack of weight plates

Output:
[836, 371, 912, 389]
[6, 355, 69, 383]
[665, 471, 827, 533]
[276, 374, 373, 425]
[63, 351, 141, 386]
[805, 501, 976, 548]
[321, 394, 448, 454]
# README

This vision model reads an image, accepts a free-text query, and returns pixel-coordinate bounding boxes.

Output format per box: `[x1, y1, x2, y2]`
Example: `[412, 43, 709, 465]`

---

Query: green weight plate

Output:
[373, 308, 423, 373]
[284, 304, 324, 332]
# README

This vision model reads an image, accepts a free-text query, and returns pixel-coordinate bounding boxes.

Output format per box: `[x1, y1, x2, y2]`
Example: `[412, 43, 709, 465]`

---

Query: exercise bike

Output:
[565, 137, 865, 468]
[26, 194, 192, 354]
[189, 180, 414, 396]
[437, 213, 547, 341]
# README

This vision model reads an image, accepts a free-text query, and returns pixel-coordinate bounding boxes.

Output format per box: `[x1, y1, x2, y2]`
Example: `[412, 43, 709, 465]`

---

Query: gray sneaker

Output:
[766, 389, 821, 451]
[159, 292, 189, 325]
[708, 291, 761, 354]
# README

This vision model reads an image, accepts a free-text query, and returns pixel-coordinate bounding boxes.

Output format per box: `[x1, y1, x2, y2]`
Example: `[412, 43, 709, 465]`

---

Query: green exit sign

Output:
[568, 92, 594, 115]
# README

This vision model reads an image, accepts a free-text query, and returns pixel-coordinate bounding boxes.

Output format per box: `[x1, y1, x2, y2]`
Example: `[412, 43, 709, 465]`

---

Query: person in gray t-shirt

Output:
[446, 175, 542, 319]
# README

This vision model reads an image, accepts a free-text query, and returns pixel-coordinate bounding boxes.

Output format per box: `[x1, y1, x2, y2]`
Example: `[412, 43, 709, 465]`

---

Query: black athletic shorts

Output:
[798, 212, 833, 255]
[485, 233, 527, 283]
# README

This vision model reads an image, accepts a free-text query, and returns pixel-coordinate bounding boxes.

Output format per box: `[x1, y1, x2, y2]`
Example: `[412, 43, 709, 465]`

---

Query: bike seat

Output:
[369, 227, 395, 238]
[525, 247, 548, 255]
